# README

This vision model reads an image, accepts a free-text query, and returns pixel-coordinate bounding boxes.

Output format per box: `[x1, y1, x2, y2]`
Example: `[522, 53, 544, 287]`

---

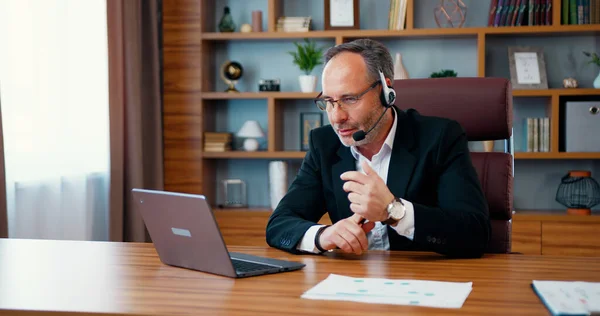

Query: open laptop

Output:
[131, 188, 305, 278]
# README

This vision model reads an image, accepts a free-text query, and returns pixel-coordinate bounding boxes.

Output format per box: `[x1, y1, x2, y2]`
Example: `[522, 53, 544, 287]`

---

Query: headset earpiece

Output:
[378, 70, 396, 107]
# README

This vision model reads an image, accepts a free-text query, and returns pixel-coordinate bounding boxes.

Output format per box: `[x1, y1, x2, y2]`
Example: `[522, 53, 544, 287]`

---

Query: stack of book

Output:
[524, 117, 550, 152]
[563, 0, 600, 24]
[488, 0, 553, 27]
[276, 16, 311, 32]
[388, 0, 408, 30]
[204, 132, 232, 152]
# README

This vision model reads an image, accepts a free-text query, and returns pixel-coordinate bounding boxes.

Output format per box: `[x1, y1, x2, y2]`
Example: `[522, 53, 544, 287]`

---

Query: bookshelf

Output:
[162, 0, 600, 211]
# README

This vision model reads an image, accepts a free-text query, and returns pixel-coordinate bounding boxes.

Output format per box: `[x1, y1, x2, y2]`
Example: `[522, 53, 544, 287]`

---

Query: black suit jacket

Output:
[266, 107, 491, 258]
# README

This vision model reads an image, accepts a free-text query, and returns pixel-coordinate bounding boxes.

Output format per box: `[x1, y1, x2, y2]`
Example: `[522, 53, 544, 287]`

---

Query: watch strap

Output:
[314, 225, 330, 253]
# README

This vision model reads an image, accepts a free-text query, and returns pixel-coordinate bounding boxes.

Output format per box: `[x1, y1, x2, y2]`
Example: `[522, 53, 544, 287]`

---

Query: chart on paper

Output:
[301, 274, 473, 309]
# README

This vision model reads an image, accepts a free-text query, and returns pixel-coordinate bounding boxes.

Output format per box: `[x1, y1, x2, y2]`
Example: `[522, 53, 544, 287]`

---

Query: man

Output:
[266, 39, 490, 258]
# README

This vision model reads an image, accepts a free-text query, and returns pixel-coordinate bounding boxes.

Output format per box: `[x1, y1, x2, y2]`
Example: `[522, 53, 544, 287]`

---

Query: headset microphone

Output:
[351, 70, 396, 142]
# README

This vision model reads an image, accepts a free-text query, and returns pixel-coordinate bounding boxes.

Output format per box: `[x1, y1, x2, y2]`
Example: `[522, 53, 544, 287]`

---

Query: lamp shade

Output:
[237, 120, 264, 138]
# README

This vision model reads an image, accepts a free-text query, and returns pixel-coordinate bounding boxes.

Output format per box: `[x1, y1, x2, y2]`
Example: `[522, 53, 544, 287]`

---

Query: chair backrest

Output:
[393, 77, 514, 253]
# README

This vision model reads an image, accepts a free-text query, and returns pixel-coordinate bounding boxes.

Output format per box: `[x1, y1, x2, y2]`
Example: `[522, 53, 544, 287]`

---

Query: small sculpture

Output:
[563, 77, 578, 88]
[218, 6, 235, 32]
[434, 0, 467, 28]
[220, 61, 243, 92]
[240, 23, 253, 33]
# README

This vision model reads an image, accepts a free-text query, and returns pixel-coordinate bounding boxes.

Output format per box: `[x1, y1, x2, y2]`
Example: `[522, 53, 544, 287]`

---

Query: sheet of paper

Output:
[301, 274, 472, 309]
[532, 280, 600, 316]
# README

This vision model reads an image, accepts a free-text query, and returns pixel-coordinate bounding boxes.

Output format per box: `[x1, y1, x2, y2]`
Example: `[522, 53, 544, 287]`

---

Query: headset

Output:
[352, 70, 397, 142]
[378, 69, 396, 107]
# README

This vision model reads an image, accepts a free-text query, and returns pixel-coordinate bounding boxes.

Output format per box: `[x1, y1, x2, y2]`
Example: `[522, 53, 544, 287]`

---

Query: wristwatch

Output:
[383, 197, 406, 226]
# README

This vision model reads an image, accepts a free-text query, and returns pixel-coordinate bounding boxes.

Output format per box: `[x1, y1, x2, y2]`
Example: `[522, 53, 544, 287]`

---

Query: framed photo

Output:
[324, 0, 360, 30]
[300, 112, 323, 151]
[508, 46, 548, 89]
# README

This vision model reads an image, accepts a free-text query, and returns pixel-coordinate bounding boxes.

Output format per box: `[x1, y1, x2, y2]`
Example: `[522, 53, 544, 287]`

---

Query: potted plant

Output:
[583, 51, 600, 88]
[429, 69, 458, 78]
[288, 39, 324, 93]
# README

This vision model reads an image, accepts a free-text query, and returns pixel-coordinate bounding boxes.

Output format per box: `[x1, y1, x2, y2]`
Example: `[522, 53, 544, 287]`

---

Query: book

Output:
[532, 280, 600, 315]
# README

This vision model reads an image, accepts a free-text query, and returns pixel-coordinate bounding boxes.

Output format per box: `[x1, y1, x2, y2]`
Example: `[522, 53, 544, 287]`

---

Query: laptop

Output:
[131, 188, 305, 278]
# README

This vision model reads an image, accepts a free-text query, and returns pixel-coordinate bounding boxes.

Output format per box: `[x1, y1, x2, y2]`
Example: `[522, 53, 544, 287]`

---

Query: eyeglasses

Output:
[313, 81, 380, 111]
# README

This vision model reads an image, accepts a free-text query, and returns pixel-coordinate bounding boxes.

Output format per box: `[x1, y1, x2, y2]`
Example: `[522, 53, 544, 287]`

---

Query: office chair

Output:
[393, 77, 514, 254]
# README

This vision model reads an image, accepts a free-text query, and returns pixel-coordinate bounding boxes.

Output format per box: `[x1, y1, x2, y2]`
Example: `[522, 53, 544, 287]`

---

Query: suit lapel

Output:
[332, 145, 355, 219]
[387, 108, 417, 199]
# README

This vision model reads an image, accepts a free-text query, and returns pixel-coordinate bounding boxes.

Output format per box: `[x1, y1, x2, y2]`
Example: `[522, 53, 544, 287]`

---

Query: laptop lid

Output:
[131, 188, 305, 278]
[132, 188, 239, 277]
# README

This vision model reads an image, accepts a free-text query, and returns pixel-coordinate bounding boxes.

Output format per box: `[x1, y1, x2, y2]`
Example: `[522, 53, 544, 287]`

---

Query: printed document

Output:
[301, 274, 472, 308]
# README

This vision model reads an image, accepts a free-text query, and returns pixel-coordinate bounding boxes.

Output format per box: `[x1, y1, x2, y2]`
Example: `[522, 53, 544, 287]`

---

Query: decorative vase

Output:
[434, 0, 467, 28]
[269, 161, 288, 211]
[594, 70, 600, 88]
[393, 53, 409, 80]
[299, 75, 317, 92]
[218, 6, 235, 32]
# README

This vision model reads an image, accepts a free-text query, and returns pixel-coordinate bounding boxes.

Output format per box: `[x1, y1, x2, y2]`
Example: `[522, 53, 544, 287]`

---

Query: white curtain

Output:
[0, 0, 110, 240]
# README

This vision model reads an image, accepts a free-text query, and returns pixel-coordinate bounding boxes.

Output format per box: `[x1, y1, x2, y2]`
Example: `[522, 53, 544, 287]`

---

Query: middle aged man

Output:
[266, 38, 490, 258]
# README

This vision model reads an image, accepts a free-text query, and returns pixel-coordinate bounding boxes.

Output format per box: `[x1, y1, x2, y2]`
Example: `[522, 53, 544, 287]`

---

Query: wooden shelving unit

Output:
[515, 152, 600, 159]
[202, 151, 306, 159]
[201, 24, 600, 41]
[163, 0, 600, 201]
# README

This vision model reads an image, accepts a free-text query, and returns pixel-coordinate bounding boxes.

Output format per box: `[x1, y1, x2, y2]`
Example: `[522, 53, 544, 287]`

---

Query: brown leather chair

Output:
[394, 77, 514, 254]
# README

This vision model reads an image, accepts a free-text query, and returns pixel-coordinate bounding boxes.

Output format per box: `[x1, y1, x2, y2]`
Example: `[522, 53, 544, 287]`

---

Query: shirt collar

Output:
[350, 106, 398, 160]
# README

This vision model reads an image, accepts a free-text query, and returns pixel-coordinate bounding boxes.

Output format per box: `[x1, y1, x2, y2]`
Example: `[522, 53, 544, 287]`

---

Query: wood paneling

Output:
[542, 222, 600, 256]
[511, 221, 541, 255]
[163, 0, 203, 194]
[214, 210, 330, 246]
[214, 210, 271, 246]
[514, 212, 600, 222]
[2, 239, 600, 315]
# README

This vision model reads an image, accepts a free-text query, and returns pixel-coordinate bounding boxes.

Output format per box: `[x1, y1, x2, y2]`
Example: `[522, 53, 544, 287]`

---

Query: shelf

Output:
[201, 92, 319, 100]
[512, 88, 600, 97]
[202, 151, 306, 159]
[200, 89, 599, 100]
[514, 210, 600, 222]
[201, 25, 600, 41]
[514, 152, 600, 159]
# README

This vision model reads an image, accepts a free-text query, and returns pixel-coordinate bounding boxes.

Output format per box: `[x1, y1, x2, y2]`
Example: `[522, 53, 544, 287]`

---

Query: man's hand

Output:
[318, 213, 375, 255]
[340, 161, 395, 223]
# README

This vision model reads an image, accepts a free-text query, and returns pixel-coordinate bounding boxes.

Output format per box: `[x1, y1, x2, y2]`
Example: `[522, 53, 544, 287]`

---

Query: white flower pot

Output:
[299, 75, 317, 93]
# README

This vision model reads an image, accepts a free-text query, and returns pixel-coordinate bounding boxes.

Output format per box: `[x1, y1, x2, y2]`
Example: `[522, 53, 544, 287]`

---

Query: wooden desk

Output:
[1, 239, 599, 315]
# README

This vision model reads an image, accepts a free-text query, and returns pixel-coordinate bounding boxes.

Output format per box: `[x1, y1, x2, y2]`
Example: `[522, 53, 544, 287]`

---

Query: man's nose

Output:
[329, 104, 348, 123]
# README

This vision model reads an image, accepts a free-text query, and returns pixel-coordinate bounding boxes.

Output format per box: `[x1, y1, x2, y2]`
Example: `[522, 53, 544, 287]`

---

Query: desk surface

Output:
[1, 239, 599, 315]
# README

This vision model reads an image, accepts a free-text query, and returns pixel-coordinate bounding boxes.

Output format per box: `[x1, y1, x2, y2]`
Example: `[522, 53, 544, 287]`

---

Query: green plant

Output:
[430, 69, 458, 78]
[583, 51, 600, 67]
[288, 39, 324, 75]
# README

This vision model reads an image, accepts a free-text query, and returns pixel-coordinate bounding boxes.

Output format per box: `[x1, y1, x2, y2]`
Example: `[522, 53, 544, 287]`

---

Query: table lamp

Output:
[555, 170, 600, 215]
[237, 120, 264, 151]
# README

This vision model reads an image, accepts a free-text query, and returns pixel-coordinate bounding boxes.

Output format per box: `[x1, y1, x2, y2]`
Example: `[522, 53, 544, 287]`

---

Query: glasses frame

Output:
[313, 81, 381, 111]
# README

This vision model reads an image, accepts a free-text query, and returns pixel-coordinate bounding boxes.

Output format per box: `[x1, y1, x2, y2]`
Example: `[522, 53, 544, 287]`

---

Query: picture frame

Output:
[324, 0, 360, 30]
[300, 112, 323, 151]
[508, 46, 548, 89]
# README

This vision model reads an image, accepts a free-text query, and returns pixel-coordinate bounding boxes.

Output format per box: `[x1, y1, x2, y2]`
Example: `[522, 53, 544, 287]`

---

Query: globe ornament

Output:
[434, 0, 467, 28]
[220, 61, 243, 92]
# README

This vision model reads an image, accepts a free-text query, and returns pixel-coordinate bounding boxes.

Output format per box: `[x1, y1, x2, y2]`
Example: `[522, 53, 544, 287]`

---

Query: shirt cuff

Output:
[296, 224, 326, 253]
[391, 199, 415, 240]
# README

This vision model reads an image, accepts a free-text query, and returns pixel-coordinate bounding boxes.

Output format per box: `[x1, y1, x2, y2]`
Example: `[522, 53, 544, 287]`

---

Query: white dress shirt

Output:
[297, 107, 415, 253]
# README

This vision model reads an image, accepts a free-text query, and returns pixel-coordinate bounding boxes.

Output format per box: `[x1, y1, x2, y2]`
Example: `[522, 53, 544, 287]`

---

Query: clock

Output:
[324, 0, 360, 30]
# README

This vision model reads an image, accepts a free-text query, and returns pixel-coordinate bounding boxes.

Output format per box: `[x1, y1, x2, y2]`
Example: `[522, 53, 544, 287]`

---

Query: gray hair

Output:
[323, 39, 394, 83]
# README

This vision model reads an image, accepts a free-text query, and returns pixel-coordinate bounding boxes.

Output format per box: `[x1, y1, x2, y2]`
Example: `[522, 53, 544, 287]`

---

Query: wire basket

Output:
[555, 170, 600, 215]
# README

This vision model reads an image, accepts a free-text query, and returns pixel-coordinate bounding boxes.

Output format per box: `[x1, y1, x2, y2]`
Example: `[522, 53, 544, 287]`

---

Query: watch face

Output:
[390, 201, 405, 219]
